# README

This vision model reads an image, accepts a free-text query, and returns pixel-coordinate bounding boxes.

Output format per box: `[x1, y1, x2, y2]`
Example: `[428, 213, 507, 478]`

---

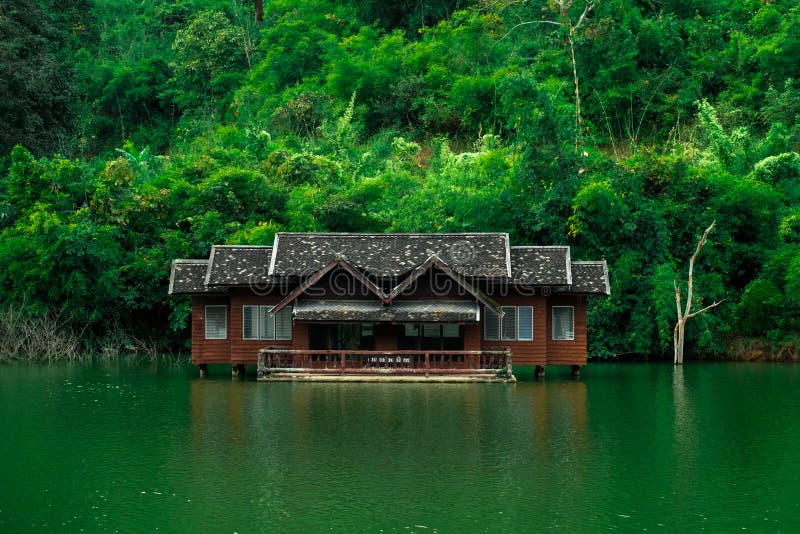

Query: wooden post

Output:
[571, 364, 581, 377]
[535, 365, 545, 378]
[506, 350, 513, 379]
[198, 364, 208, 377]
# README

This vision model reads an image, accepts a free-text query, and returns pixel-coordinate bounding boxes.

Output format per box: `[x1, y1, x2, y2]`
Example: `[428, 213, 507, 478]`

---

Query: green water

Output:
[2, 362, 799, 532]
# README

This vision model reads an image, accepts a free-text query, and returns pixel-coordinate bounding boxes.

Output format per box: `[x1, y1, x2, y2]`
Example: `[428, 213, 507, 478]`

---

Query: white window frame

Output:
[241, 305, 292, 340]
[205, 305, 228, 340]
[243, 305, 259, 340]
[517, 306, 534, 341]
[552, 306, 575, 341]
[275, 306, 292, 340]
[501, 306, 517, 341]
[484, 306, 501, 340]
[485, 305, 534, 341]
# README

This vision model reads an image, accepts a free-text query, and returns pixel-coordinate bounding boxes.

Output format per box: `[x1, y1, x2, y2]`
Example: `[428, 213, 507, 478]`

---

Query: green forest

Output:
[1, 0, 799, 359]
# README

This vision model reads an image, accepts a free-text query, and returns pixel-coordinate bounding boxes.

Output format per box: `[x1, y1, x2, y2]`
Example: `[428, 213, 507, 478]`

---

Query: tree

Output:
[0, 0, 76, 156]
[673, 221, 724, 364]
[495, 0, 594, 151]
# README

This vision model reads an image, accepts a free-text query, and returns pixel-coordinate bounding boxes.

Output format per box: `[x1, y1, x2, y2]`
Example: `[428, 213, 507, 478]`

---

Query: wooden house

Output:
[169, 233, 609, 381]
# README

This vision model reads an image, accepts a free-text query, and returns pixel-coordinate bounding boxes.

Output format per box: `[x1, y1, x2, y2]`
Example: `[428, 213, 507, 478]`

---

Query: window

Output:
[243, 305, 258, 340]
[275, 307, 292, 340]
[501, 306, 517, 340]
[552, 306, 575, 340]
[400, 323, 463, 350]
[484, 306, 534, 341]
[484, 307, 501, 340]
[205, 305, 227, 339]
[241, 305, 292, 340]
[518, 306, 534, 340]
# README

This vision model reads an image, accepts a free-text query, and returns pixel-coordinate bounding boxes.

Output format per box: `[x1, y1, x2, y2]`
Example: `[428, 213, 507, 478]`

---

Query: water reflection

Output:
[5, 363, 795, 531]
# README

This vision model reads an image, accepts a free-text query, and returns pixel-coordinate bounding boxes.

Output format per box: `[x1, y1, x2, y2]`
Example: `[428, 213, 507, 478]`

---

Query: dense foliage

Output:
[1, 0, 798, 357]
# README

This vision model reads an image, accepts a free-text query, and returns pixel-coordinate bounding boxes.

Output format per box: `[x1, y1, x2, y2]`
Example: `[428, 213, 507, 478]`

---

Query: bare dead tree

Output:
[673, 221, 724, 365]
[496, 0, 595, 151]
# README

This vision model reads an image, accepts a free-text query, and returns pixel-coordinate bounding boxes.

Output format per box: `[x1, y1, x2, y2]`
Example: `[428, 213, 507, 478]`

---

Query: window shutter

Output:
[275, 307, 293, 340]
[442, 324, 460, 338]
[518, 306, 533, 341]
[484, 307, 500, 340]
[423, 324, 440, 337]
[260, 306, 275, 340]
[404, 324, 419, 337]
[501, 306, 517, 340]
[243, 306, 257, 340]
[552, 306, 575, 340]
[205, 306, 227, 339]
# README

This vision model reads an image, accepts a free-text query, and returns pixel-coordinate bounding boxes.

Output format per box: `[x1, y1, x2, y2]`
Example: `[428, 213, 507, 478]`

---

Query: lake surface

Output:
[2, 362, 799, 532]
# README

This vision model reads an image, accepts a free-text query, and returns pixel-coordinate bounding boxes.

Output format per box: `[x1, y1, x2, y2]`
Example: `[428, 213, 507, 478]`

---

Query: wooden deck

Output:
[257, 349, 514, 382]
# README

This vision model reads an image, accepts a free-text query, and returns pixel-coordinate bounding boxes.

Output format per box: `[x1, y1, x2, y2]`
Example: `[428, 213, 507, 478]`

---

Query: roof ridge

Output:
[211, 244, 274, 249]
[511, 245, 570, 249]
[274, 232, 509, 237]
[173, 259, 208, 264]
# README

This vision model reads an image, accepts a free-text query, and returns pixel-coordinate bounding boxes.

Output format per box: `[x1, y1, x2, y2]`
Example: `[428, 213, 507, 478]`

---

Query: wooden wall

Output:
[480, 294, 548, 366]
[546, 295, 587, 365]
[229, 291, 291, 365]
[191, 296, 231, 364]
[190, 289, 590, 367]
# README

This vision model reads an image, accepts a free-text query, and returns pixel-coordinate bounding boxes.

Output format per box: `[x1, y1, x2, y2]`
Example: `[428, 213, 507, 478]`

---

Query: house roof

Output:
[510, 246, 571, 285]
[269, 233, 511, 278]
[168, 260, 226, 295]
[167, 233, 611, 298]
[205, 245, 273, 286]
[293, 299, 480, 322]
[561, 261, 610, 295]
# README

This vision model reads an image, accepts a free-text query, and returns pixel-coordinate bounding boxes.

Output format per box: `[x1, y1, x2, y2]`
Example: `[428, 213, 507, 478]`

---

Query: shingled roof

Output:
[510, 246, 571, 285]
[205, 245, 273, 286]
[168, 234, 611, 297]
[168, 260, 226, 295]
[269, 233, 511, 278]
[562, 261, 610, 294]
[293, 299, 480, 322]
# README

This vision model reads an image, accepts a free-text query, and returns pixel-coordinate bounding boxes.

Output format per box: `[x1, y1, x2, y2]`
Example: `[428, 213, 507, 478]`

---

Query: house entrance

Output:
[397, 324, 464, 351]
[308, 324, 375, 350]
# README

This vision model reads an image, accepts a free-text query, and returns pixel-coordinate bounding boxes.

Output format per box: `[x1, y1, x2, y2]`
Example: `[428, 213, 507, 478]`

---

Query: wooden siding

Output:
[229, 292, 291, 364]
[546, 296, 587, 365]
[480, 294, 547, 366]
[191, 296, 231, 364]
[190, 289, 591, 367]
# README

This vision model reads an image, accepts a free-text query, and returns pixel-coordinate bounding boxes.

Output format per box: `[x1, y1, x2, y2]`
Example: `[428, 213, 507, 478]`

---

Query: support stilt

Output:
[535, 365, 546, 378]
[571, 365, 581, 377]
[198, 364, 208, 377]
[232, 364, 246, 378]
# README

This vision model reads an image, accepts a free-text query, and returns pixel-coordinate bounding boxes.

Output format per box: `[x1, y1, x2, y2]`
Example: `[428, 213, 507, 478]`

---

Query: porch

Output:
[256, 348, 515, 382]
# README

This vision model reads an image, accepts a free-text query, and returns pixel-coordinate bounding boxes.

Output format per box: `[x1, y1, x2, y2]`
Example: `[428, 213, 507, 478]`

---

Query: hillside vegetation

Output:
[1, 0, 799, 358]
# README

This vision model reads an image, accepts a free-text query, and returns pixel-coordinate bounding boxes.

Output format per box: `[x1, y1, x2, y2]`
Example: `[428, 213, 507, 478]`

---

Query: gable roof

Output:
[561, 261, 610, 295]
[205, 245, 273, 286]
[510, 246, 571, 285]
[168, 260, 226, 295]
[272, 254, 503, 316]
[167, 233, 610, 299]
[271, 257, 388, 314]
[269, 233, 511, 278]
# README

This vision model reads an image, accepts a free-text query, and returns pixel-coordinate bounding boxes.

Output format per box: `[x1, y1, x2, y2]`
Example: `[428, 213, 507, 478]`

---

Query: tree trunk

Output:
[673, 221, 722, 365]
[254, 0, 263, 23]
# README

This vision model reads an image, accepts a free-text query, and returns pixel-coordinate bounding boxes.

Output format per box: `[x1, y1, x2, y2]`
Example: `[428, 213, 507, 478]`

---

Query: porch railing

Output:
[257, 348, 512, 378]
